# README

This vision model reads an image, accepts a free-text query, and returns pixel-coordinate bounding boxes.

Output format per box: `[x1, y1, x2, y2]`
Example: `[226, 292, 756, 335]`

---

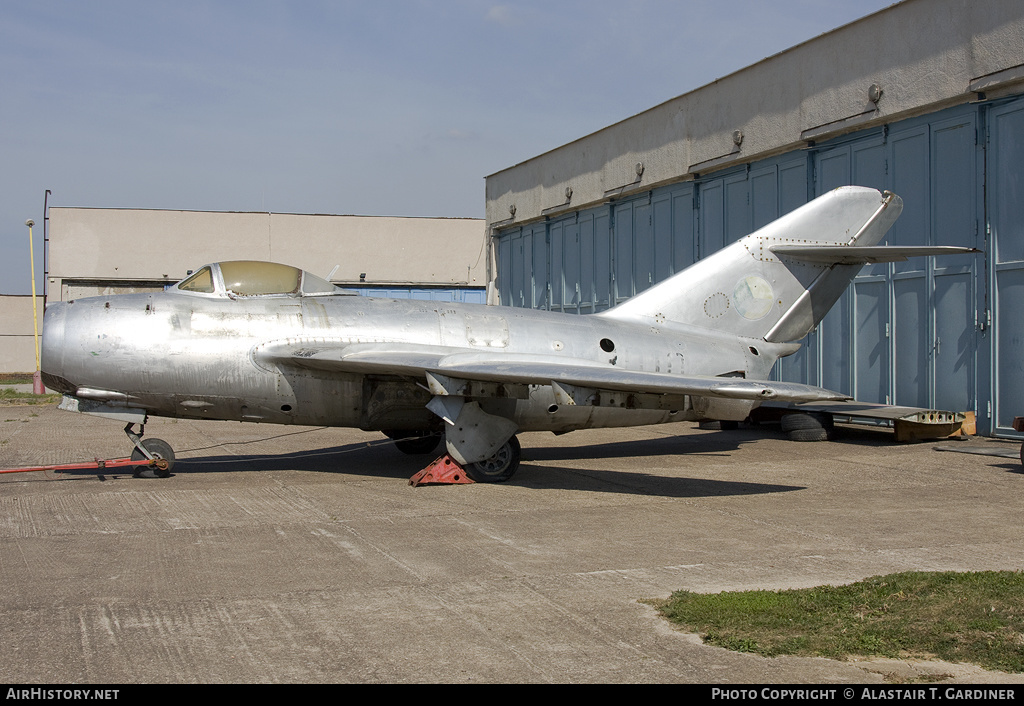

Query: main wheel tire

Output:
[394, 433, 442, 455]
[781, 412, 833, 442]
[131, 438, 175, 478]
[787, 428, 830, 442]
[464, 436, 521, 483]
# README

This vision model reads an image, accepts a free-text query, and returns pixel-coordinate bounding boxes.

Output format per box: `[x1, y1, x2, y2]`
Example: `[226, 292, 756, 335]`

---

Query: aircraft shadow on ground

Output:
[31, 424, 924, 496]
[181, 448, 805, 500]
[516, 431, 804, 496]
[45, 430, 806, 498]
[179, 428, 751, 477]
[990, 461, 1024, 475]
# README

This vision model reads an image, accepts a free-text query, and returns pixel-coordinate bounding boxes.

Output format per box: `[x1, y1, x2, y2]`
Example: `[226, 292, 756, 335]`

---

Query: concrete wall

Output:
[0, 295, 45, 373]
[485, 0, 1024, 228]
[48, 209, 486, 300]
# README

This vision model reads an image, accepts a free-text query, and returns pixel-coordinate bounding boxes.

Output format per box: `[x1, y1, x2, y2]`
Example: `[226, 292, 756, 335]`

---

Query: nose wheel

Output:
[130, 439, 175, 478]
[124, 423, 175, 478]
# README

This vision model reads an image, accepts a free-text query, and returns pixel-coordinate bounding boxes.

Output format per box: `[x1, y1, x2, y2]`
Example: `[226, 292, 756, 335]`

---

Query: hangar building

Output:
[485, 0, 1024, 437]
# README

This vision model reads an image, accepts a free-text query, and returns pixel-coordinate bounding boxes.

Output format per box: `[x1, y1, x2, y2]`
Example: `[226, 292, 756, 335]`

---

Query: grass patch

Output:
[656, 571, 1024, 673]
[0, 389, 60, 405]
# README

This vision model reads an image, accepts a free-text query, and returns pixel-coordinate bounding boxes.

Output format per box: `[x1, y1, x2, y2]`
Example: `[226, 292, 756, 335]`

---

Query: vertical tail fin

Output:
[598, 186, 903, 343]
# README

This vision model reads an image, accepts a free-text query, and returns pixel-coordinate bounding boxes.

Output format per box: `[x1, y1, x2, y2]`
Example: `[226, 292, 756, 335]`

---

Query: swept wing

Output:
[256, 341, 849, 403]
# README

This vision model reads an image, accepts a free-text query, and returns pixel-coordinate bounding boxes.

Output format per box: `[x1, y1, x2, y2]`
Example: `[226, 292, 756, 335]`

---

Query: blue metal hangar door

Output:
[987, 96, 1024, 436]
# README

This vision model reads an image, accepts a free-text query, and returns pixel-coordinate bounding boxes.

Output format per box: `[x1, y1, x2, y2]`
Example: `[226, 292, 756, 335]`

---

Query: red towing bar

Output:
[0, 457, 168, 475]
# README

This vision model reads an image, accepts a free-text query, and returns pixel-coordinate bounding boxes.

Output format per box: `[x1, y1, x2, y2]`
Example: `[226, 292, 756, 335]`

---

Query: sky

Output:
[0, 0, 897, 295]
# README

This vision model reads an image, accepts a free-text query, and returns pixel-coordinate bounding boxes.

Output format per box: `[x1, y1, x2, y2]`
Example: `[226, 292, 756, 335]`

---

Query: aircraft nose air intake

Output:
[40, 301, 72, 393]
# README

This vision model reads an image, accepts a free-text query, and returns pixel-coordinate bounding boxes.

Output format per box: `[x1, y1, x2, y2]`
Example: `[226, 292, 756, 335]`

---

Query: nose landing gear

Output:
[124, 423, 174, 478]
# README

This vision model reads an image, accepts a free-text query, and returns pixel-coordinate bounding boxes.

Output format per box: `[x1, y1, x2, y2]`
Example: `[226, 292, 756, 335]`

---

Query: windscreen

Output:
[177, 266, 215, 293]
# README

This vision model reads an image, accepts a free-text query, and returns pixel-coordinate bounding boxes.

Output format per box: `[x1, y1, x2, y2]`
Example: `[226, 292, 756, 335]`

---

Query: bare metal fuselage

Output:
[42, 290, 781, 433]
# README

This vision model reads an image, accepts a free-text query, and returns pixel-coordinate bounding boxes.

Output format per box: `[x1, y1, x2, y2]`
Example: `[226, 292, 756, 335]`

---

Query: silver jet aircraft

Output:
[40, 186, 971, 481]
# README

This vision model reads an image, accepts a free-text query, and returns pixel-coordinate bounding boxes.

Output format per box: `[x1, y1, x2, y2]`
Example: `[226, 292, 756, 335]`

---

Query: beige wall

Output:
[0, 295, 45, 373]
[486, 0, 1024, 227]
[48, 209, 485, 299]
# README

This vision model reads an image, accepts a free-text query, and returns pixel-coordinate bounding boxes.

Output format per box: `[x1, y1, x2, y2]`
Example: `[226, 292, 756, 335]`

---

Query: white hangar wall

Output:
[0, 296, 45, 373]
[47, 208, 486, 304]
[485, 0, 1024, 437]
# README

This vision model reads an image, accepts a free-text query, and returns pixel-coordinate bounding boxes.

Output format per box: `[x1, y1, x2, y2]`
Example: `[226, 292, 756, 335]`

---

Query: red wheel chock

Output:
[409, 455, 475, 486]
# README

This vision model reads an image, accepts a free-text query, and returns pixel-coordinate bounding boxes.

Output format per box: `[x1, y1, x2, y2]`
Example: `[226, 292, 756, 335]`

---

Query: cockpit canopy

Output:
[172, 261, 348, 297]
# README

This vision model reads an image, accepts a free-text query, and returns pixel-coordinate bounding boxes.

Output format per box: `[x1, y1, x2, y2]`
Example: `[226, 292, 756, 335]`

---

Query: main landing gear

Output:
[408, 435, 522, 486]
[124, 423, 175, 478]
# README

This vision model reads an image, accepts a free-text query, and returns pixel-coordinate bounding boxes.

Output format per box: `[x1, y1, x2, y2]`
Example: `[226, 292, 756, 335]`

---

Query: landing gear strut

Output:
[124, 423, 175, 478]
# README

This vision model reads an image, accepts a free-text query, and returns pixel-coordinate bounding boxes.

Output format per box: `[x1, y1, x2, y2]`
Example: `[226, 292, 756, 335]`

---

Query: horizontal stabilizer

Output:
[771, 245, 980, 264]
